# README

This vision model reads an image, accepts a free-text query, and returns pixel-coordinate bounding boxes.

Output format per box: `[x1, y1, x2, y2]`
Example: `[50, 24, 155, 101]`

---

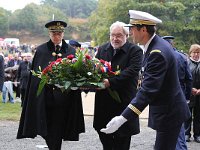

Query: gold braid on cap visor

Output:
[130, 19, 156, 25]
[48, 25, 65, 31]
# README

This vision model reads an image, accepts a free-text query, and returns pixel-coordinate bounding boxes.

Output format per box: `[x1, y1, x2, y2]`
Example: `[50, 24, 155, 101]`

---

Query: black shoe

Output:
[185, 135, 190, 142]
[194, 136, 200, 143]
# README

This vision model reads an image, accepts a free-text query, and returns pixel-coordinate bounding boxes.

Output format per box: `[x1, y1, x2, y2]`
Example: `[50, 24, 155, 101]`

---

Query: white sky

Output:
[0, 0, 41, 12]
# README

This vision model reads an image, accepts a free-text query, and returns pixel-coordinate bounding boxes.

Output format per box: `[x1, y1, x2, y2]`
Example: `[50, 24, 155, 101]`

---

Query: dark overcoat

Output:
[17, 61, 32, 89]
[17, 39, 85, 141]
[94, 41, 143, 136]
[122, 35, 191, 131]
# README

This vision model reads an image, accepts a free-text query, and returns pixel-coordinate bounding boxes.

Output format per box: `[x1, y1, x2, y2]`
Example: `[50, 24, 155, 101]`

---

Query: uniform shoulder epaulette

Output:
[150, 49, 161, 54]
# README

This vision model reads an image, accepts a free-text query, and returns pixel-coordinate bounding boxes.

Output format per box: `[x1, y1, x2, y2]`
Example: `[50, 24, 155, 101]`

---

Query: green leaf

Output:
[37, 76, 48, 96]
[64, 81, 71, 90]
[76, 82, 85, 86]
[89, 82, 105, 88]
[107, 88, 121, 103]
[73, 51, 83, 70]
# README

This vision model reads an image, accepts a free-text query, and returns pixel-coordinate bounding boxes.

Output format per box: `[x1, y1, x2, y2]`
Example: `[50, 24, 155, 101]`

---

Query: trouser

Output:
[97, 131, 131, 150]
[13, 84, 20, 97]
[154, 124, 182, 150]
[175, 124, 187, 150]
[185, 101, 200, 137]
[2, 82, 14, 103]
[43, 106, 66, 150]
[44, 135, 62, 150]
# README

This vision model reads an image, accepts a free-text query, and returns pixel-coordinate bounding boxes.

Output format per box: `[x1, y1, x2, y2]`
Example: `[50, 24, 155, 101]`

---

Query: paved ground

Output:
[0, 117, 199, 150]
[0, 92, 199, 149]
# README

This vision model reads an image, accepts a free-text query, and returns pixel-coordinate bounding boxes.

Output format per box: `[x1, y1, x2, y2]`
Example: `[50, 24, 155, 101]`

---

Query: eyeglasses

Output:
[50, 31, 64, 35]
[191, 51, 200, 54]
[110, 33, 125, 38]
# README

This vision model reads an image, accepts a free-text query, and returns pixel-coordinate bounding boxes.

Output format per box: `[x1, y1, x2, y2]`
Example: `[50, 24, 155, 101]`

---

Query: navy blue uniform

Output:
[122, 35, 191, 150]
[174, 50, 192, 150]
[175, 50, 192, 100]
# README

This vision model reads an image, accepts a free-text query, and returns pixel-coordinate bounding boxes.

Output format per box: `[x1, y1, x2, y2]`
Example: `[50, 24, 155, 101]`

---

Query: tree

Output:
[9, 3, 67, 35]
[0, 8, 10, 36]
[89, 0, 200, 52]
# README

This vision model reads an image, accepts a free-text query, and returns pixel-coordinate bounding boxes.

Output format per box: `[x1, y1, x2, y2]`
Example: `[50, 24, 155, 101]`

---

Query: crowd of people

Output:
[0, 51, 33, 105]
[0, 9, 200, 150]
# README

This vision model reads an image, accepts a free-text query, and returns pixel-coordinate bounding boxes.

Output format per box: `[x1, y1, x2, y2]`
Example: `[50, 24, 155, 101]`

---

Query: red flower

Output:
[56, 58, 62, 63]
[67, 54, 74, 60]
[49, 61, 56, 67]
[85, 54, 91, 60]
[108, 71, 116, 75]
[42, 66, 52, 74]
[100, 59, 105, 64]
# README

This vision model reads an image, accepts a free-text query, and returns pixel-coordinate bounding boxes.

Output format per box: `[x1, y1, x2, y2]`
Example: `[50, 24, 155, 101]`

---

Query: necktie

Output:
[113, 48, 120, 56]
[113, 49, 116, 56]
[55, 45, 60, 54]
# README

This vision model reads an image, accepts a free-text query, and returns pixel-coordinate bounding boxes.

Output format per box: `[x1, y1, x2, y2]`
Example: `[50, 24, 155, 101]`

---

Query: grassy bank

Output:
[0, 102, 21, 121]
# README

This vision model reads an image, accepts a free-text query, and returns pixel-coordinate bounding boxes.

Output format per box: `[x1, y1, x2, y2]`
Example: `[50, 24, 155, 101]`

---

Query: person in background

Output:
[0, 53, 4, 95]
[2, 55, 17, 103]
[101, 10, 190, 150]
[7, 53, 21, 100]
[185, 44, 200, 143]
[94, 21, 143, 150]
[2, 64, 15, 103]
[17, 20, 85, 150]
[69, 39, 81, 49]
[17, 54, 32, 107]
[162, 36, 193, 150]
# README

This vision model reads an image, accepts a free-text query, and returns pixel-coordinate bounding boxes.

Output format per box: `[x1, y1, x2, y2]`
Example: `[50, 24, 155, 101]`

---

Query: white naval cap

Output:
[126, 10, 162, 26]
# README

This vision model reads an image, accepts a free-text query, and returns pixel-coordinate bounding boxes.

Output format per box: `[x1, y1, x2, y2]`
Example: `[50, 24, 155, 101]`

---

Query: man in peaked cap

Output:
[101, 10, 191, 150]
[17, 20, 85, 150]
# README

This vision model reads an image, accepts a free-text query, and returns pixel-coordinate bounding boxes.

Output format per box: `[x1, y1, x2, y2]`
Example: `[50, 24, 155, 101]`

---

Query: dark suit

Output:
[7, 59, 21, 67]
[17, 40, 85, 149]
[94, 41, 143, 149]
[122, 35, 191, 150]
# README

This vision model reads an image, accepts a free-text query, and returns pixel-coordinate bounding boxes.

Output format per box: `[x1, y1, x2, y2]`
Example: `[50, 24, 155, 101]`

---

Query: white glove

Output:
[100, 116, 127, 134]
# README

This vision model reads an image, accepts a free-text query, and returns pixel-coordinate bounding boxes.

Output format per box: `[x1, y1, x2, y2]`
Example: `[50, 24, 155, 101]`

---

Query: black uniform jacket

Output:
[94, 41, 143, 136]
[17, 40, 85, 140]
[122, 35, 191, 131]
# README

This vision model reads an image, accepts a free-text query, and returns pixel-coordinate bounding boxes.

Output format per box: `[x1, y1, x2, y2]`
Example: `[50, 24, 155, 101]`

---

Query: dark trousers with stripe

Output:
[154, 124, 182, 150]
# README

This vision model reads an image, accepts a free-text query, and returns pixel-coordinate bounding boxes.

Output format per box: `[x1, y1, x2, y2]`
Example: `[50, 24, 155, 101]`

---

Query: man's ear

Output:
[142, 26, 147, 32]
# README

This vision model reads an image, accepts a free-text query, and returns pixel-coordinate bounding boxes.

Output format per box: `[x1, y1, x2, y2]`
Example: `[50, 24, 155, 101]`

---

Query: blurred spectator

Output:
[69, 40, 81, 49]
[0, 53, 4, 94]
[17, 55, 32, 107]
[185, 44, 200, 143]
[163, 36, 193, 150]
[2, 64, 17, 103]
[7, 53, 21, 100]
